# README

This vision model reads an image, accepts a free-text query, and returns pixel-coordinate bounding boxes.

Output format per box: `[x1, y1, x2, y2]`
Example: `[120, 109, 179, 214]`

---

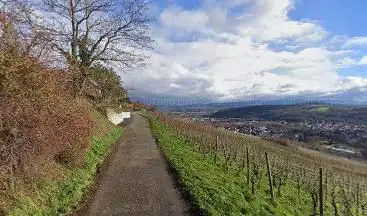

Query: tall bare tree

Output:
[0, 0, 50, 58]
[33, 0, 152, 94]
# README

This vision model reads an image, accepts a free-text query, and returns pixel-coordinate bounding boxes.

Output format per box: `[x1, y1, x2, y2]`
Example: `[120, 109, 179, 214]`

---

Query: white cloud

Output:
[227, 0, 252, 7]
[359, 56, 367, 65]
[344, 36, 367, 47]
[336, 57, 358, 68]
[335, 55, 367, 68]
[124, 0, 367, 101]
[235, 0, 326, 42]
[160, 7, 209, 32]
[339, 77, 367, 90]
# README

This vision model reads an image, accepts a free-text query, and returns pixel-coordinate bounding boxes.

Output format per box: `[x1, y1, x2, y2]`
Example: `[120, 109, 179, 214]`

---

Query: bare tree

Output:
[1, 0, 54, 61]
[33, 0, 152, 94]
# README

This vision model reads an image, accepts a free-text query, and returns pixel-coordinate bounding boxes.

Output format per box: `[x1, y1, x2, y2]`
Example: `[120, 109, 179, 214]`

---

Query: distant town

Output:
[170, 104, 367, 160]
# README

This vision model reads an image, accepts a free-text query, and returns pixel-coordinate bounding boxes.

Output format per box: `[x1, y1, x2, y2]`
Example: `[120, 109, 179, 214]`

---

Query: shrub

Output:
[0, 33, 93, 193]
[85, 65, 130, 113]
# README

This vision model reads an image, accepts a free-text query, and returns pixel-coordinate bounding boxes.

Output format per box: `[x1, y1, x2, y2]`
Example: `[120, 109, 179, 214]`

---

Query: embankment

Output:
[2, 111, 123, 216]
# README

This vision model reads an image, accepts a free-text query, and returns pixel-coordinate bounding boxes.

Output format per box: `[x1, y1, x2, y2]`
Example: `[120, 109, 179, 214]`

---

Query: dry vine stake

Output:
[214, 136, 219, 163]
[246, 147, 250, 188]
[265, 152, 275, 203]
[152, 112, 367, 215]
[356, 183, 360, 216]
[319, 167, 324, 216]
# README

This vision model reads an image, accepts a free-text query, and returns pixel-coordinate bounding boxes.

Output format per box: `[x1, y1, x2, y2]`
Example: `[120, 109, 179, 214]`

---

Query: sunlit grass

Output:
[149, 117, 324, 216]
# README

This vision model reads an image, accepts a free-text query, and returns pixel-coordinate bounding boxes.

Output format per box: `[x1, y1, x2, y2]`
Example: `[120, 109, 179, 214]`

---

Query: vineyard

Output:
[150, 112, 367, 215]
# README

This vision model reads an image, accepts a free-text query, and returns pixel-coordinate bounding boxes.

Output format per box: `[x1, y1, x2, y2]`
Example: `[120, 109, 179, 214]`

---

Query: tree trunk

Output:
[69, 0, 77, 60]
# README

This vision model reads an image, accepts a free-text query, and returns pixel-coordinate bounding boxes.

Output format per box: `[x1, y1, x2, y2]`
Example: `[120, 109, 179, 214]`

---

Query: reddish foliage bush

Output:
[0, 47, 93, 188]
[128, 102, 156, 111]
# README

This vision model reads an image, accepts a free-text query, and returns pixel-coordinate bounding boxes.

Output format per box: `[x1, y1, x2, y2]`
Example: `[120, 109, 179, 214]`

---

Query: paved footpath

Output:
[78, 114, 190, 216]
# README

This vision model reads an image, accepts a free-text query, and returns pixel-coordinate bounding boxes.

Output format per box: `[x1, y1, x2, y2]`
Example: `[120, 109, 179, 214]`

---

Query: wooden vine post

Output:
[319, 167, 324, 216]
[324, 171, 328, 202]
[214, 136, 219, 163]
[265, 152, 275, 203]
[356, 183, 360, 216]
[209, 137, 212, 155]
[246, 147, 250, 188]
[199, 130, 204, 152]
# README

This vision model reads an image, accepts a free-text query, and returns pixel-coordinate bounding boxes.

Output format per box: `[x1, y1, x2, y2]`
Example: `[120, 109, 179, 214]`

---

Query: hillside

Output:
[149, 112, 367, 215]
[0, 4, 132, 214]
[212, 104, 367, 123]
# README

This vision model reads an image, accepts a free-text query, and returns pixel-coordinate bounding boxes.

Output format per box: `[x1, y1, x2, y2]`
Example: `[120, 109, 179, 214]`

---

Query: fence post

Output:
[319, 168, 324, 216]
[265, 152, 275, 203]
[246, 147, 250, 188]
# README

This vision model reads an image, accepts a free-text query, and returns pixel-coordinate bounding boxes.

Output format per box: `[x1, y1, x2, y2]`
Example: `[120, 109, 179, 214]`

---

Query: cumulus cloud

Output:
[343, 36, 367, 48]
[335, 55, 367, 68]
[160, 7, 209, 32]
[237, 0, 327, 42]
[359, 56, 367, 65]
[122, 0, 367, 101]
[336, 57, 359, 68]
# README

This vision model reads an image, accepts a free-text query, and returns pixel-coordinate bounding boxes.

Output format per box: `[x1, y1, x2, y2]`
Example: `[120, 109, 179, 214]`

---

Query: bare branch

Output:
[34, 0, 152, 70]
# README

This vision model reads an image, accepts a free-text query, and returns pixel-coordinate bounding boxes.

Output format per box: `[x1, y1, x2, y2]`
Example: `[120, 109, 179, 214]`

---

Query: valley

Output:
[173, 104, 367, 160]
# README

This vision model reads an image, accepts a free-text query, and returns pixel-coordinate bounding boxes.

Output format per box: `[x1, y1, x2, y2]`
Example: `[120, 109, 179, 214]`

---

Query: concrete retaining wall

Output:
[106, 109, 131, 125]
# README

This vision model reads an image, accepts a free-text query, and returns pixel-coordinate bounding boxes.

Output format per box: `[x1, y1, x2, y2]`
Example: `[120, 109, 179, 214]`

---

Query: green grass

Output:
[312, 106, 331, 112]
[149, 116, 332, 216]
[8, 111, 123, 216]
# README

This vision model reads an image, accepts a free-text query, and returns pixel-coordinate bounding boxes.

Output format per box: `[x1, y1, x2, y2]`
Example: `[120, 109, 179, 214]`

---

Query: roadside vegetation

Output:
[1, 0, 151, 214]
[149, 113, 367, 216]
[7, 112, 123, 216]
[0, 41, 124, 214]
[0, 20, 124, 216]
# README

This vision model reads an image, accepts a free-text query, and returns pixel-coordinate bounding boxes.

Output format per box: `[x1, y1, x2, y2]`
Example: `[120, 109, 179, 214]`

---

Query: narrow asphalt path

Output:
[78, 114, 190, 216]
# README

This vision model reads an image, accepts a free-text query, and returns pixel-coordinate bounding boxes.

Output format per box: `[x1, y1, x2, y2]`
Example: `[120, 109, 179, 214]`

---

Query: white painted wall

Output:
[106, 109, 131, 125]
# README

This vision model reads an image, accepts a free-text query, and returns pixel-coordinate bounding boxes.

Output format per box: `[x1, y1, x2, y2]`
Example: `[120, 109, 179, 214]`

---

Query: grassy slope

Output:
[149, 116, 336, 216]
[7, 110, 123, 216]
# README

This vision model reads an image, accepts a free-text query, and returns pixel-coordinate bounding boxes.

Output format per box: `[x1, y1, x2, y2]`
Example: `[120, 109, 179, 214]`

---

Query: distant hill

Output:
[156, 99, 328, 112]
[212, 104, 367, 122]
[149, 97, 366, 112]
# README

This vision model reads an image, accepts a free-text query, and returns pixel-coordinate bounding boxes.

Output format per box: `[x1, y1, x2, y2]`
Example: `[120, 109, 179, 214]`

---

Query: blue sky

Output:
[155, 0, 367, 36]
[291, 0, 367, 79]
[290, 0, 367, 37]
[124, 0, 367, 102]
